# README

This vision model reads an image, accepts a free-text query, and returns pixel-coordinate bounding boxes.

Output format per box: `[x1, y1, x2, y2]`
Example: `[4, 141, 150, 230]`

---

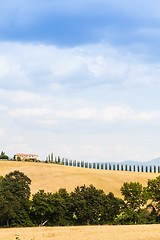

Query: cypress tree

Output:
[141, 165, 144, 172]
[146, 166, 148, 173]
[117, 164, 119, 171]
[154, 165, 156, 173]
[93, 163, 96, 169]
[121, 164, 123, 171]
[125, 164, 127, 171]
[89, 163, 92, 169]
[109, 164, 111, 170]
[85, 162, 88, 168]
[150, 166, 152, 173]
[45, 156, 48, 163]
[97, 163, 99, 169]
[100, 164, 103, 170]
[81, 161, 84, 167]
[51, 153, 53, 162]
[133, 165, 136, 172]
[70, 160, 72, 166]
[158, 166, 160, 173]
[105, 163, 107, 170]
[129, 165, 131, 171]
[113, 164, 115, 170]
[137, 165, 140, 172]
[58, 156, 61, 163]
[65, 158, 68, 166]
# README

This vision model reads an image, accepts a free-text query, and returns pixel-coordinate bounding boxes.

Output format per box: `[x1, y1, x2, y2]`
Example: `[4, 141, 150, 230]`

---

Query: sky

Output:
[1, 0, 160, 162]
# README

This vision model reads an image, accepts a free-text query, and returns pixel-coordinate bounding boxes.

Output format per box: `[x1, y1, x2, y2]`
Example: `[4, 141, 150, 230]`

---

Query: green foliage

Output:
[147, 176, 160, 214]
[120, 182, 147, 223]
[150, 166, 152, 173]
[17, 156, 21, 161]
[0, 151, 9, 159]
[69, 185, 121, 225]
[125, 165, 127, 171]
[31, 188, 71, 226]
[97, 163, 99, 169]
[0, 171, 32, 226]
[141, 165, 143, 172]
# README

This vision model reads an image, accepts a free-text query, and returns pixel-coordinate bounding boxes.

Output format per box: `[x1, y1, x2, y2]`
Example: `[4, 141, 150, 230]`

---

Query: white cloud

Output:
[7, 105, 160, 124]
[0, 41, 160, 92]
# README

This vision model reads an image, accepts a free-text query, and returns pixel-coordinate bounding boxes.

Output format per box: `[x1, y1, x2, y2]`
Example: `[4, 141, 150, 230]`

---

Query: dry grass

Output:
[0, 161, 159, 197]
[0, 225, 160, 240]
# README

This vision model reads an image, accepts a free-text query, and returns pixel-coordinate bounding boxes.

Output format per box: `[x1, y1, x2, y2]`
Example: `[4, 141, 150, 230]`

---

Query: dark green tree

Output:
[69, 185, 120, 225]
[0, 171, 32, 226]
[125, 164, 127, 171]
[31, 189, 70, 226]
[150, 166, 152, 173]
[0, 151, 9, 160]
[141, 165, 144, 172]
[117, 164, 119, 171]
[120, 182, 147, 224]
[121, 164, 123, 171]
[147, 176, 160, 215]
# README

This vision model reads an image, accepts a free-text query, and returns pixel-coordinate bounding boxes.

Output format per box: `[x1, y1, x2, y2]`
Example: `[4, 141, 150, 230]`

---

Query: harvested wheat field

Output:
[0, 161, 159, 197]
[0, 225, 160, 240]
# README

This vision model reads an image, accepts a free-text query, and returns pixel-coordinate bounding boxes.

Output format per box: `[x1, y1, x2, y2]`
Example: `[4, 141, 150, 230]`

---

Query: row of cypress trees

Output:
[46, 153, 160, 173]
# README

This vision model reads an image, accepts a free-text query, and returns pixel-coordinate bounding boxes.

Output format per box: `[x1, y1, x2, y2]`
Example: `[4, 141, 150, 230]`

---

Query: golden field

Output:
[0, 161, 159, 198]
[0, 225, 160, 240]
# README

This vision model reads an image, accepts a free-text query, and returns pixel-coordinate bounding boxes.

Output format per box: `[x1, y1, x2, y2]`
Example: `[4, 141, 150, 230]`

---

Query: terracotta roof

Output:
[15, 153, 38, 156]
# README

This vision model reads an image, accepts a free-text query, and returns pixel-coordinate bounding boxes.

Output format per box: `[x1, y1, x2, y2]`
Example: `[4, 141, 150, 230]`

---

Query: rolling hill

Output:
[0, 161, 159, 198]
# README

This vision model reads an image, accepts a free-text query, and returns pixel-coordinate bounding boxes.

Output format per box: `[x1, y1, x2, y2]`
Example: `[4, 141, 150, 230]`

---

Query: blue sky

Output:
[1, 0, 160, 161]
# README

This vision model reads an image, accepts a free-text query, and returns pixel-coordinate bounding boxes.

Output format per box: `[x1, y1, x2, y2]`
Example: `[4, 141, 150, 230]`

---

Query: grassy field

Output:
[0, 225, 160, 240]
[0, 161, 159, 197]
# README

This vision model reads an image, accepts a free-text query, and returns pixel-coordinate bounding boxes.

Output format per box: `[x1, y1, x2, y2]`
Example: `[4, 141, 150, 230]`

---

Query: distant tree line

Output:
[1, 170, 160, 227]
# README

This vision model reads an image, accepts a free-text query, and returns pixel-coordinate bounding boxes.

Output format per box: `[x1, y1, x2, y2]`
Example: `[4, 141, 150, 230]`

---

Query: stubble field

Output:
[0, 225, 160, 240]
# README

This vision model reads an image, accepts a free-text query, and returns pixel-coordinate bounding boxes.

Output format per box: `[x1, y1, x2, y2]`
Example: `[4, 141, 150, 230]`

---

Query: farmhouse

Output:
[14, 153, 39, 161]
